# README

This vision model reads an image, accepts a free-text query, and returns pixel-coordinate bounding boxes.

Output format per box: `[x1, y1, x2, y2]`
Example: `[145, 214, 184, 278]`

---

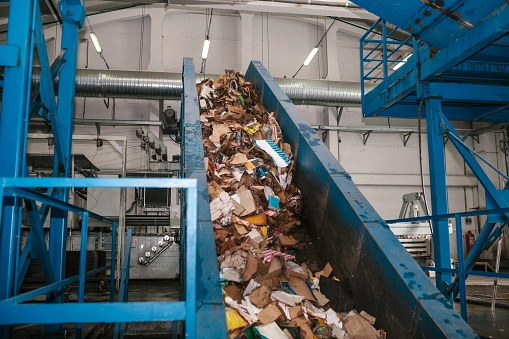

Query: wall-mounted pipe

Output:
[32, 68, 373, 107]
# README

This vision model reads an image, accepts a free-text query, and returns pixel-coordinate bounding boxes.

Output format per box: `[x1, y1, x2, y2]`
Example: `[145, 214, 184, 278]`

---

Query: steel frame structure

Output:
[246, 60, 477, 338]
[179, 57, 228, 338]
[354, 0, 509, 302]
[0, 0, 85, 335]
[0, 177, 199, 338]
[387, 206, 509, 322]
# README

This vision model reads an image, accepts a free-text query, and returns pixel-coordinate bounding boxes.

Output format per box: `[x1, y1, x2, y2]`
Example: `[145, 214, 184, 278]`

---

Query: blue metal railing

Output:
[0, 178, 198, 338]
[360, 19, 414, 105]
[387, 206, 509, 322]
[114, 228, 133, 338]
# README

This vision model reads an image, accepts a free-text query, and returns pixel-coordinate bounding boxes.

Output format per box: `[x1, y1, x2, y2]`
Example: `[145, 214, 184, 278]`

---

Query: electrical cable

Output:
[200, 9, 213, 74]
[267, 12, 270, 72]
[417, 98, 433, 234]
[293, 18, 337, 78]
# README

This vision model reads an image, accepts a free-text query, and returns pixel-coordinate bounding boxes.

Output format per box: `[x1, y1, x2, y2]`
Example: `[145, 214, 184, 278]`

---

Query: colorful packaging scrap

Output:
[199, 70, 386, 339]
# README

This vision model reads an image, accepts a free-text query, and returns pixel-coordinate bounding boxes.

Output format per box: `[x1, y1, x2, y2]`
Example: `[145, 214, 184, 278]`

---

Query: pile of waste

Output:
[198, 70, 386, 339]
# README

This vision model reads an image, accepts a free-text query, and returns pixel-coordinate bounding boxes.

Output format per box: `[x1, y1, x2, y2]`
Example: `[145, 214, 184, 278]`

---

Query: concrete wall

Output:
[35, 8, 509, 261]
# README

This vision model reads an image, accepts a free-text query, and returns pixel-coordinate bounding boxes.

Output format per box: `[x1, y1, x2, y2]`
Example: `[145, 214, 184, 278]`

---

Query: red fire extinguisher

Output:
[465, 231, 475, 255]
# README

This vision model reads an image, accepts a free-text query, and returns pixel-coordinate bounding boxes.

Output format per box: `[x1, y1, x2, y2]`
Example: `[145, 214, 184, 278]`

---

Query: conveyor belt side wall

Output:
[180, 58, 227, 338]
[245, 61, 478, 338]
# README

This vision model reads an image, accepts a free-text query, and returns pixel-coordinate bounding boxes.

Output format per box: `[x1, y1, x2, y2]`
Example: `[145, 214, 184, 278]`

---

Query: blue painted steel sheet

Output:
[246, 61, 478, 338]
[180, 58, 227, 339]
[351, 0, 506, 50]
[358, 1, 509, 121]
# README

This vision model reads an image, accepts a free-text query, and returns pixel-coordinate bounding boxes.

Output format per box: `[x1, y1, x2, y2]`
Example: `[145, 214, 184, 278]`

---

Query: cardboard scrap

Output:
[242, 252, 259, 282]
[289, 305, 304, 319]
[294, 316, 314, 339]
[343, 314, 378, 339]
[237, 186, 256, 217]
[289, 276, 316, 302]
[230, 152, 248, 165]
[224, 285, 243, 303]
[249, 285, 272, 308]
[210, 123, 231, 143]
[360, 310, 376, 325]
[314, 289, 330, 307]
[257, 303, 282, 324]
[278, 235, 298, 246]
[201, 70, 387, 339]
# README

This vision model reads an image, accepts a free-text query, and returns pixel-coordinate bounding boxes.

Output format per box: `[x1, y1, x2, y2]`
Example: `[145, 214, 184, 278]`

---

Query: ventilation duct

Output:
[32, 69, 373, 107]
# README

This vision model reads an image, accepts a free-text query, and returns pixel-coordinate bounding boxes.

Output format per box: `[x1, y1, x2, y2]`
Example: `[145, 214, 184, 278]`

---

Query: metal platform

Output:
[353, 0, 509, 122]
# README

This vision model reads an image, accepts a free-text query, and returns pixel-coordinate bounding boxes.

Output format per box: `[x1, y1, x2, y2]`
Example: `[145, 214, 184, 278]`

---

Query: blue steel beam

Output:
[425, 99, 452, 295]
[180, 57, 227, 339]
[34, 1, 65, 166]
[0, 302, 187, 324]
[422, 83, 509, 105]
[246, 60, 477, 338]
[0, 1, 36, 336]
[47, 4, 85, 326]
[362, 4, 509, 118]
[436, 113, 509, 298]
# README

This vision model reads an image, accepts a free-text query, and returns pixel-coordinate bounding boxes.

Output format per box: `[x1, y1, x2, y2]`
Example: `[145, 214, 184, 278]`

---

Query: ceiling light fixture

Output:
[202, 39, 211, 60]
[89, 32, 102, 54]
[393, 53, 412, 71]
[293, 18, 336, 78]
[303, 47, 319, 66]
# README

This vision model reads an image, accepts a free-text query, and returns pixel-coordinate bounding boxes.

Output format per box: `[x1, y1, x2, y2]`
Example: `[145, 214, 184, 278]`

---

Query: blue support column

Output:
[425, 98, 452, 296]
[46, 2, 84, 333]
[0, 1, 36, 337]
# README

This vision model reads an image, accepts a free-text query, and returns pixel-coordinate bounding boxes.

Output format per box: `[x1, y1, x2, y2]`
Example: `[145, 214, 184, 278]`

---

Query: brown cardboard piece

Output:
[224, 285, 243, 303]
[316, 262, 333, 279]
[234, 223, 248, 235]
[257, 303, 282, 324]
[294, 317, 314, 339]
[314, 290, 330, 307]
[231, 198, 246, 217]
[343, 314, 378, 339]
[230, 152, 248, 165]
[289, 305, 303, 319]
[267, 255, 290, 281]
[237, 186, 256, 217]
[210, 123, 231, 143]
[208, 181, 223, 200]
[288, 276, 316, 302]
[278, 235, 298, 246]
[242, 252, 259, 281]
[359, 310, 376, 325]
[249, 285, 272, 308]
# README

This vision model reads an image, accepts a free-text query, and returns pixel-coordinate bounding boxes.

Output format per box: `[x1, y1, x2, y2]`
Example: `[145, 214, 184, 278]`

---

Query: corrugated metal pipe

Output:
[32, 68, 373, 107]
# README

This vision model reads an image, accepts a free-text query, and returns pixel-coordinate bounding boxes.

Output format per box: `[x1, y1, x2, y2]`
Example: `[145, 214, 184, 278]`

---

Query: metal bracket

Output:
[362, 131, 372, 145]
[321, 130, 329, 143]
[402, 132, 413, 147]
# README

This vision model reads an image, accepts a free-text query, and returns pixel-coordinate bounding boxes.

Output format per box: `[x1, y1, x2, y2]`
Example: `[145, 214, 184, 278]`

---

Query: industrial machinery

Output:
[2, 0, 508, 337]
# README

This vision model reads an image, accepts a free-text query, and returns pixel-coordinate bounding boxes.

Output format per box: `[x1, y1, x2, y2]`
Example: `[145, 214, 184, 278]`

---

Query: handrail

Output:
[386, 206, 509, 322]
[360, 19, 414, 104]
[0, 177, 199, 338]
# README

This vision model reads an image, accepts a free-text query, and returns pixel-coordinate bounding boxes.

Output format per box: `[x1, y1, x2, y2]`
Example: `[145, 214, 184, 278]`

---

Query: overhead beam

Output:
[420, 4, 509, 81]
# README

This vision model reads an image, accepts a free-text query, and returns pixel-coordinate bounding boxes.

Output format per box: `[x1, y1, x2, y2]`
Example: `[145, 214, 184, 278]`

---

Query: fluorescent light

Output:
[393, 53, 412, 71]
[303, 47, 319, 66]
[202, 39, 211, 60]
[89, 32, 103, 54]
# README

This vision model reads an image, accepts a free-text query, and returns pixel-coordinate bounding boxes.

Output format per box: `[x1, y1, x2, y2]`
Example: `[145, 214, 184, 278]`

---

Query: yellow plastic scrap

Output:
[225, 308, 246, 331]
[243, 124, 262, 136]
